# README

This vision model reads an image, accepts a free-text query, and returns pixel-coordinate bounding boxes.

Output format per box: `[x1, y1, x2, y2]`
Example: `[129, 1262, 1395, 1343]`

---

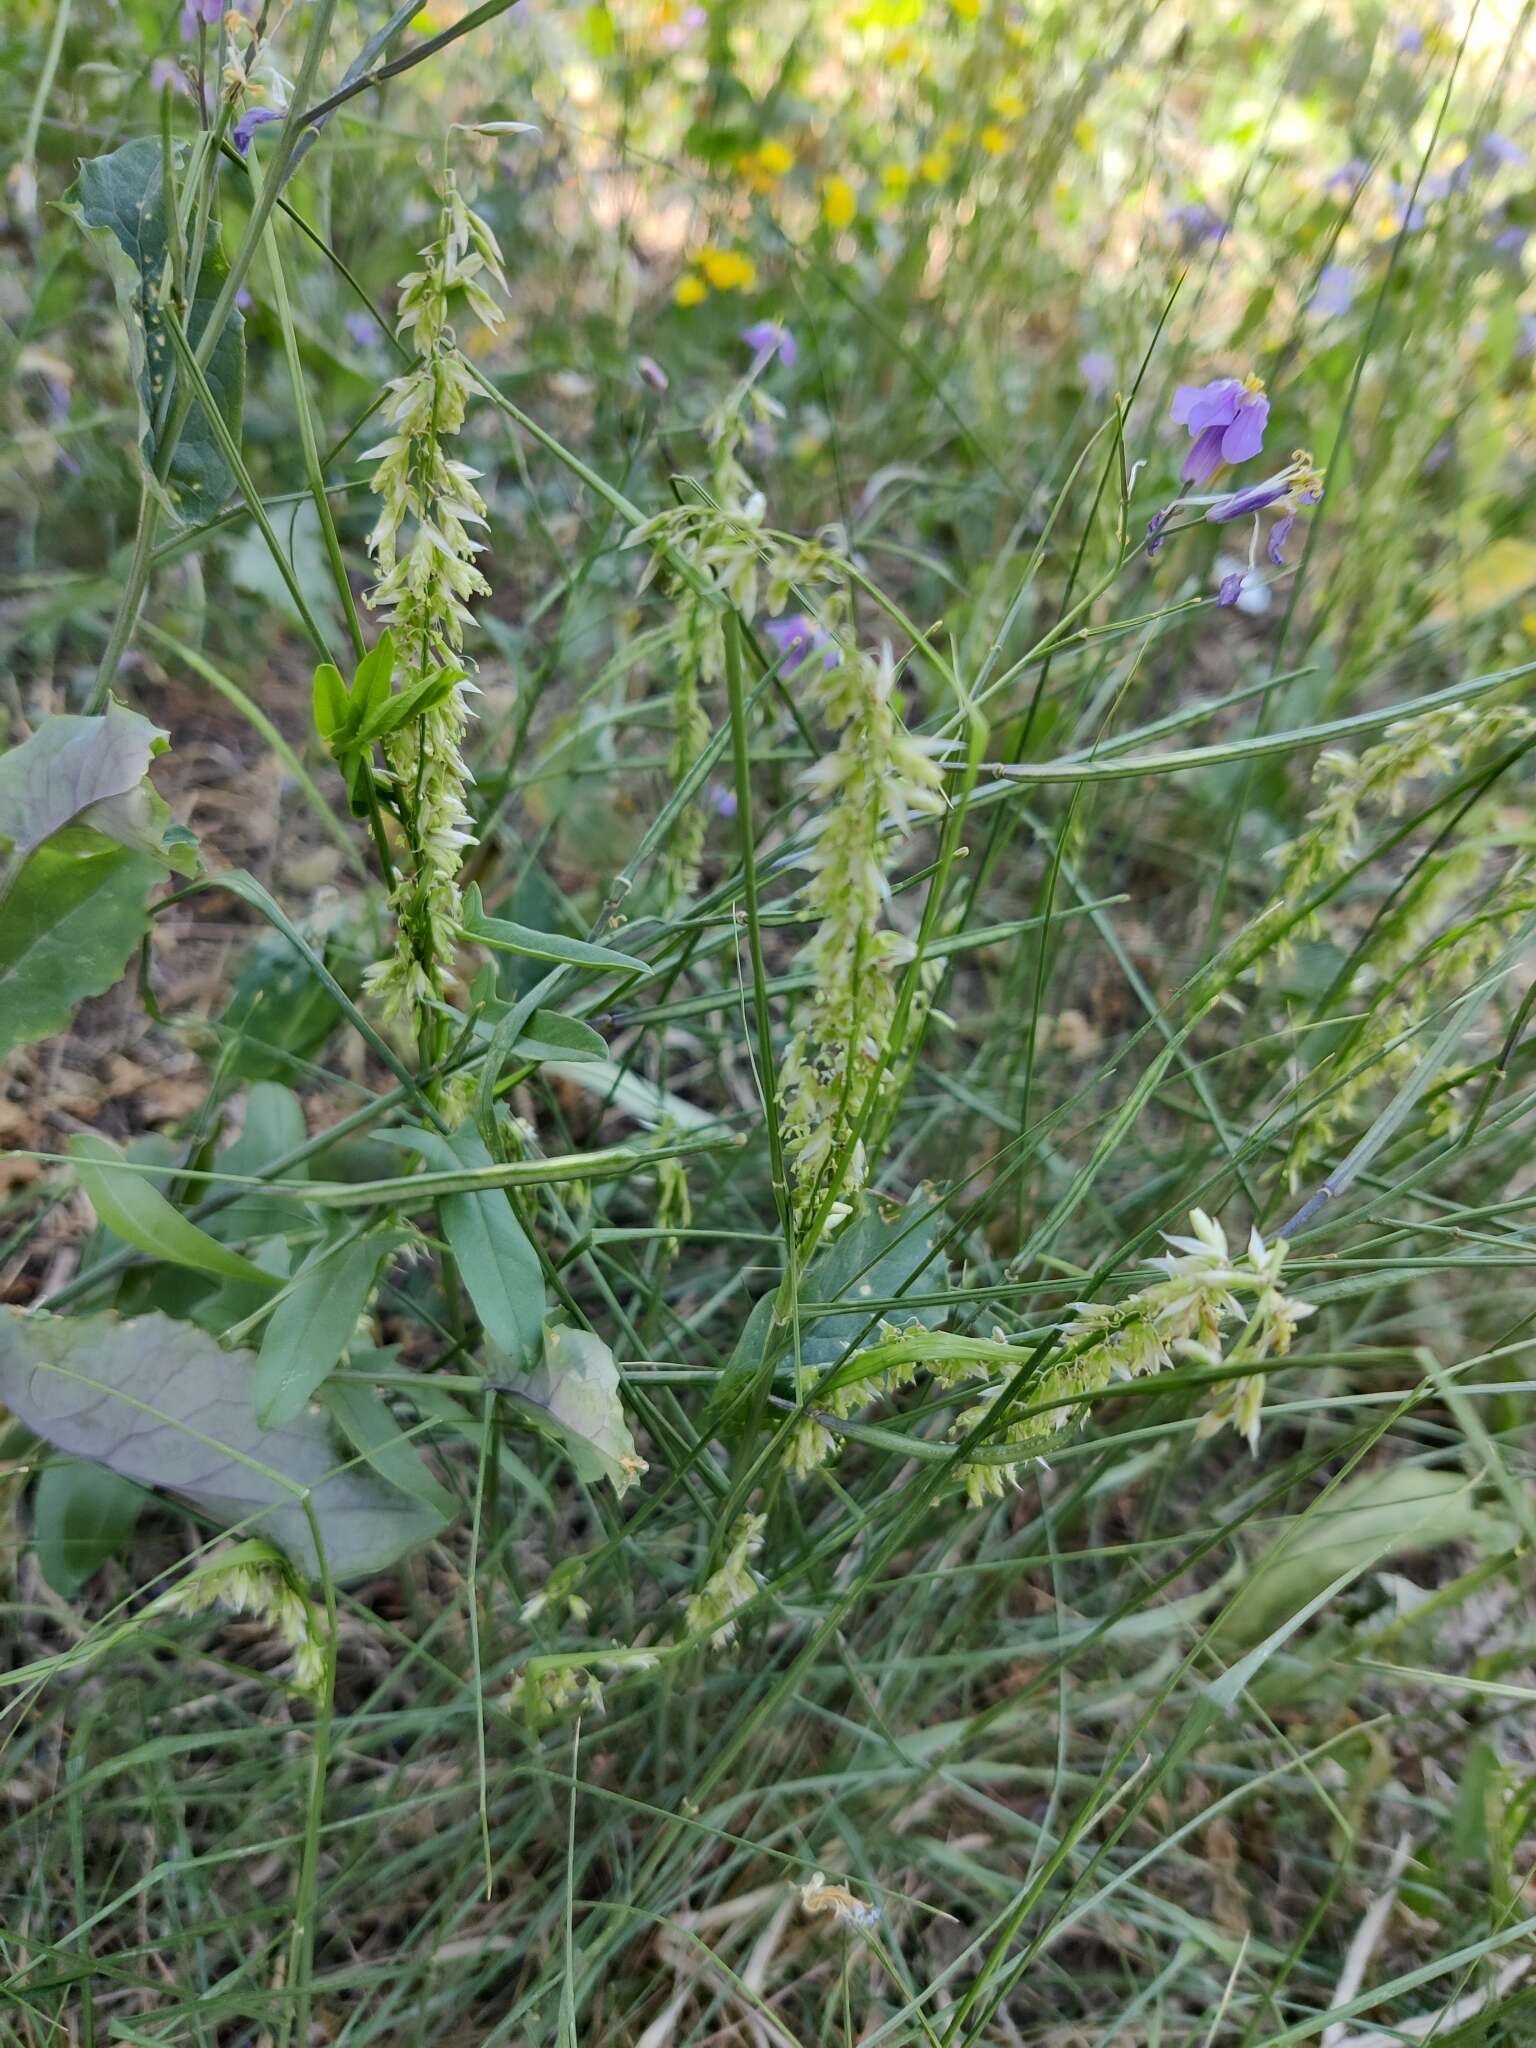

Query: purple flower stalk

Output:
[1171, 375, 1270, 485]
[740, 320, 797, 372]
[764, 614, 838, 672]
[233, 104, 283, 155]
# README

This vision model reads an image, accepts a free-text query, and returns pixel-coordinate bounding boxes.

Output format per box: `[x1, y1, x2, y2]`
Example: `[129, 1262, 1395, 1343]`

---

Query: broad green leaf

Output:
[0, 834, 162, 1060]
[0, 1308, 445, 1580]
[505, 1324, 643, 1497]
[461, 882, 644, 973]
[321, 1370, 458, 1520]
[32, 1458, 146, 1597]
[252, 1231, 388, 1427]
[0, 701, 166, 859]
[382, 1127, 545, 1367]
[1214, 1466, 1503, 1649]
[209, 1081, 310, 1245]
[70, 1133, 277, 1291]
[63, 138, 246, 527]
[511, 1008, 609, 1064]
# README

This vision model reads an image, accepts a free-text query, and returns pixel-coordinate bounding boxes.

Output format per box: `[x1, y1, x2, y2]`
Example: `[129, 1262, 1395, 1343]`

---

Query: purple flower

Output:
[1396, 24, 1424, 53]
[1313, 264, 1357, 317]
[661, 2, 706, 47]
[1079, 349, 1114, 398]
[233, 104, 283, 156]
[1490, 220, 1528, 259]
[1205, 474, 1296, 524]
[740, 320, 797, 371]
[708, 781, 739, 818]
[636, 353, 669, 393]
[1168, 201, 1228, 247]
[1479, 131, 1527, 169]
[180, 0, 223, 36]
[1218, 572, 1245, 607]
[1386, 180, 1428, 231]
[235, 286, 253, 313]
[1326, 157, 1370, 194]
[1267, 514, 1296, 567]
[344, 310, 381, 349]
[764, 614, 838, 671]
[1145, 504, 1175, 558]
[1171, 375, 1269, 485]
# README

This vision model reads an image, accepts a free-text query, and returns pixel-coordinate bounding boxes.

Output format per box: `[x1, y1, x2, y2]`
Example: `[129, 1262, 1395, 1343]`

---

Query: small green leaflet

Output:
[70, 1133, 278, 1292]
[461, 883, 644, 973]
[252, 1229, 392, 1428]
[379, 1126, 545, 1367]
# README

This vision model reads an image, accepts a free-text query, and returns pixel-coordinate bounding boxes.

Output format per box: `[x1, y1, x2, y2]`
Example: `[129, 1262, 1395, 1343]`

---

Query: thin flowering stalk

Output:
[777, 633, 946, 1237]
[361, 174, 507, 1061]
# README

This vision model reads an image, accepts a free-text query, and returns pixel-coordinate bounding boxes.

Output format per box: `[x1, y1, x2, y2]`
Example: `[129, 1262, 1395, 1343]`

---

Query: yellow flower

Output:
[759, 138, 795, 177]
[919, 149, 952, 183]
[950, 0, 980, 17]
[881, 162, 911, 197]
[821, 175, 857, 229]
[700, 247, 756, 291]
[674, 272, 708, 307]
[980, 124, 1009, 156]
[991, 90, 1026, 117]
[1073, 117, 1096, 151]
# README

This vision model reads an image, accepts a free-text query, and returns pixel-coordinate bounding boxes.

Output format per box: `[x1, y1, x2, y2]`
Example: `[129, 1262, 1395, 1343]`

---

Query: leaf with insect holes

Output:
[63, 139, 245, 527]
[501, 1324, 644, 1497]
[0, 1308, 447, 1580]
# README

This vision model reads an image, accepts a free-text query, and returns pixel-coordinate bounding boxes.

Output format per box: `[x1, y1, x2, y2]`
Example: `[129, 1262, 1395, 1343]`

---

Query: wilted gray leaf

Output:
[0, 702, 167, 859]
[0, 1308, 445, 1580]
[506, 1324, 644, 1497]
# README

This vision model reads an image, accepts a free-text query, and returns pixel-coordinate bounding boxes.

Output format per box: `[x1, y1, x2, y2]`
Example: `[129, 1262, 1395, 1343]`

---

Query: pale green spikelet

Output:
[683, 1510, 765, 1649]
[952, 1211, 1314, 1501]
[154, 1542, 330, 1699]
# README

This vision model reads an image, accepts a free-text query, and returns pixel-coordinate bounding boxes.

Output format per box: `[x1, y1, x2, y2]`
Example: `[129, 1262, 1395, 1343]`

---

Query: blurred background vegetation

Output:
[4, 0, 1536, 2042]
